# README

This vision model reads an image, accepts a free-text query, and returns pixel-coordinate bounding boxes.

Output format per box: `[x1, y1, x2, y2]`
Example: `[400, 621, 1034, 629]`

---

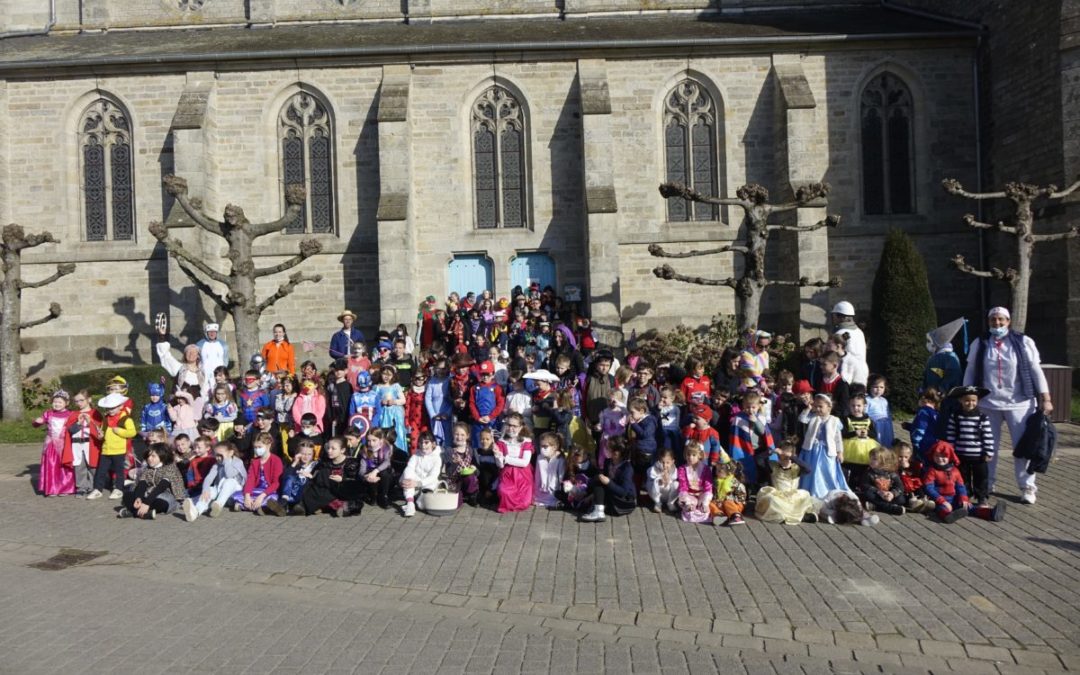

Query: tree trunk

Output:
[1013, 236, 1033, 333]
[738, 212, 769, 333]
[231, 303, 262, 370]
[1, 249, 24, 421]
[227, 231, 260, 364]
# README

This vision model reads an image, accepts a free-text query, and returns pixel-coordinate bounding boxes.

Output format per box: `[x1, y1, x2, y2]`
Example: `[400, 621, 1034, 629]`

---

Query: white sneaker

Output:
[109, 489, 123, 500]
[861, 514, 880, 526]
[209, 502, 223, 518]
[581, 508, 606, 522]
[86, 490, 103, 500]
[1020, 488, 1036, 505]
[403, 502, 416, 517]
[182, 498, 198, 523]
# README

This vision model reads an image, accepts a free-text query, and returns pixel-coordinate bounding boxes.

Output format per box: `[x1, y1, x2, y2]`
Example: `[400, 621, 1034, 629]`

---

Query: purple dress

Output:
[35, 410, 75, 496]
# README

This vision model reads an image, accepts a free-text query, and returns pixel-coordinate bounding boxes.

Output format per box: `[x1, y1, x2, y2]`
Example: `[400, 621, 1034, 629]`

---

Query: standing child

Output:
[182, 441, 247, 521]
[293, 379, 327, 435]
[866, 374, 893, 448]
[374, 365, 408, 453]
[728, 390, 776, 490]
[325, 359, 354, 438]
[473, 426, 501, 507]
[444, 424, 479, 506]
[140, 383, 172, 440]
[627, 398, 659, 475]
[630, 365, 661, 412]
[680, 358, 712, 406]
[62, 390, 102, 496]
[425, 361, 453, 447]
[944, 385, 996, 506]
[812, 352, 850, 417]
[798, 394, 849, 499]
[400, 432, 443, 517]
[755, 439, 817, 524]
[168, 386, 203, 441]
[683, 403, 727, 468]
[33, 390, 75, 496]
[469, 361, 505, 447]
[677, 441, 713, 524]
[204, 384, 238, 440]
[645, 448, 679, 513]
[87, 393, 137, 500]
[348, 371, 380, 437]
[495, 413, 534, 513]
[841, 393, 878, 487]
[598, 390, 628, 469]
[405, 370, 429, 452]
[860, 447, 906, 516]
[505, 370, 534, 428]
[904, 387, 942, 460]
[710, 461, 747, 526]
[236, 370, 271, 425]
[533, 432, 566, 509]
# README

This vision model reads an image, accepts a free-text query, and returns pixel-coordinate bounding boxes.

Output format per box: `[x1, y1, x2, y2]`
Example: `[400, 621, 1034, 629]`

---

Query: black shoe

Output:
[992, 501, 1007, 522]
[943, 507, 968, 524]
[263, 500, 286, 517]
[377, 498, 390, 510]
[802, 512, 818, 524]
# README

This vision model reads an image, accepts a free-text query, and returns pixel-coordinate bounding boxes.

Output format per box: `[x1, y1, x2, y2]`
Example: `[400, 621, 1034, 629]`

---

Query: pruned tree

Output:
[651, 182, 841, 332]
[1, 225, 75, 420]
[944, 176, 1080, 332]
[149, 175, 324, 364]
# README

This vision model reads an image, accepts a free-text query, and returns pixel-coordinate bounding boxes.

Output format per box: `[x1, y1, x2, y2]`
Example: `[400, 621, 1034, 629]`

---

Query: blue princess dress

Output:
[799, 420, 849, 498]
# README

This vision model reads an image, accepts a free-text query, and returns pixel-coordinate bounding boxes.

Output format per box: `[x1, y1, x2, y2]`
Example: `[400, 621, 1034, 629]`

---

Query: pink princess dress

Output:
[34, 409, 75, 496]
[496, 437, 534, 513]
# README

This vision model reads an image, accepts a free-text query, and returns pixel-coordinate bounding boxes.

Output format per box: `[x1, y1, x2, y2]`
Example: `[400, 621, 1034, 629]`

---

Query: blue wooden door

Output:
[510, 253, 556, 292]
[448, 255, 494, 298]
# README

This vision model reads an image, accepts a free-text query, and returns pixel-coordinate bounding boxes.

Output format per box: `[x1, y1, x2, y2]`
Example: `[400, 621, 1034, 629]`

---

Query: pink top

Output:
[678, 463, 713, 499]
[291, 392, 327, 433]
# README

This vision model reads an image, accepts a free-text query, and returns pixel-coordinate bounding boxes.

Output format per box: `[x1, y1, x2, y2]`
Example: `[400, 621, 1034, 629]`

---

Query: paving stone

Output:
[712, 619, 753, 636]
[852, 649, 903, 666]
[673, 615, 713, 632]
[752, 623, 793, 640]
[655, 628, 697, 645]
[920, 639, 968, 658]
[1011, 650, 1065, 669]
[792, 626, 834, 645]
[875, 634, 921, 654]
[832, 631, 876, 650]
[498, 599, 535, 615]
[722, 635, 765, 651]
[967, 644, 1016, 663]
[464, 596, 501, 611]
[432, 593, 469, 607]
[616, 625, 659, 640]
[636, 612, 675, 629]
[599, 608, 638, 626]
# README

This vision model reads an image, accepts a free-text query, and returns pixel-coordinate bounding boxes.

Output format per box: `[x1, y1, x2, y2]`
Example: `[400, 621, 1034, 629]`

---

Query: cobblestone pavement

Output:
[1, 429, 1078, 674]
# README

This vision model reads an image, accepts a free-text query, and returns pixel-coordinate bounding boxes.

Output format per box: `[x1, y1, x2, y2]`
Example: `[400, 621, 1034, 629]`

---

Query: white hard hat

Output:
[831, 301, 855, 316]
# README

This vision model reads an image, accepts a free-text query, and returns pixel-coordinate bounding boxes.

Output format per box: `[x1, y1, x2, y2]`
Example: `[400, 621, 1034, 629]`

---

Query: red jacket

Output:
[405, 388, 429, 445]
[681, 375, 712, 406]
[898, 460, 924, 495]
[61, 409, 103, 468]
[244, 453, 283, 496]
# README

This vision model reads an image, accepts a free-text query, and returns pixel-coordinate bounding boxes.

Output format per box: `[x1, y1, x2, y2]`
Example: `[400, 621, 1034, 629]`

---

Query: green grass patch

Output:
[1, 365, 168, 444]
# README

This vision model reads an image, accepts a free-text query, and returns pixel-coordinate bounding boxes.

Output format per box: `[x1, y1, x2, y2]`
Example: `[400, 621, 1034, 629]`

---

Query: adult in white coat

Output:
[831, 301, 868, 387]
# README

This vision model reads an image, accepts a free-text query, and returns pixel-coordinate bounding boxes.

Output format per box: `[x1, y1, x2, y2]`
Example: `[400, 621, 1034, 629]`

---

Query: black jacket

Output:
[1015, 410, 1056, 474]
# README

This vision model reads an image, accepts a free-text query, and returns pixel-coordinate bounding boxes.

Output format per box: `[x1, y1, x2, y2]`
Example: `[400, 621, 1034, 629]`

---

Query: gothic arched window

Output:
[472, 86, 528, 229]
[664, 80, 719, 222]
[79, 98, 135, 241]
[279, 91, 336, 234]
[861, 73, 915, 215]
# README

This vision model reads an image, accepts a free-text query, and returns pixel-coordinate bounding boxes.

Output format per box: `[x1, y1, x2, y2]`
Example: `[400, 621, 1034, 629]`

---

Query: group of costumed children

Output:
[33, 300, 1007, 528]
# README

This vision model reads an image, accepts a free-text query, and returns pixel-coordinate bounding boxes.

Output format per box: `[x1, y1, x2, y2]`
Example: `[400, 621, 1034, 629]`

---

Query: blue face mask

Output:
[990, 326, 1008, 339]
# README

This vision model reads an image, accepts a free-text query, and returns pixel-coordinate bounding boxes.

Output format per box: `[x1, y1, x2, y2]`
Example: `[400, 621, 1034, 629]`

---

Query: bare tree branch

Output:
[253, 238, 323, 278]
[1031, 227, 1080, 243]
[960, 214, 1018, 234]
[942, 178, 1007, 200]
[767, 214, 841, 233]
[950, 254, 1018, 284]
[652, 264, 738, 289]
[2, 224, 59, 253]
[648, 242, 748, 259]
[257, 271, 324, 314]
[770, 182, 832, 213]
[248, 185, 307, 238]
[162, 175, 224, 236]
[19, 302, 61, 330]
[659, 182, 749, 208]
[175, 260, 231, 312]
[18, 263, 75, 290]
[1049, 177, 1080, 200]
[149, 221, 231, 285]
[765, 276, 841, 288]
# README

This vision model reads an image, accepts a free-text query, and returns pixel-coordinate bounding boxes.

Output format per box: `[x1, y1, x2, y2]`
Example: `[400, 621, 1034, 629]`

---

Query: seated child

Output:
[657, 387, 683, 456]
[558, 445, 597, 512]
[755, 438, 817, 524]
[184, 435, 216, 494]
[280, 439, 317, 508]
[818, 489, 879, 526]
[683, 403, 727, 468]
[860, 446, 906, 516]
[922, 440, 1006, 523]
[400, 432, 443, 517]
[119, 443, 187, 520]
[579, 439, 636, 522]
[444, 426, 479, 506]
[297, 437, 361, 517]
[359, 428, 397, 509]
[533, 432, 565, 509]
[895, 440, 932, 513]
[677, 441, 713, 524]
[710, 460, 747, 526]
[288, 413, 325, 460]
[473, 426, 501, 507]
[645, 448, 679, 513]
[182, 441, 247, 522]
[232, 432, 285, 516]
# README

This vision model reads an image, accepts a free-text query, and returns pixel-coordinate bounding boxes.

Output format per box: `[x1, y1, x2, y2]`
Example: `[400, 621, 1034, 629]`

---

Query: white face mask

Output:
[990, 326, 1008, 339]
[254, 446, 268, 458]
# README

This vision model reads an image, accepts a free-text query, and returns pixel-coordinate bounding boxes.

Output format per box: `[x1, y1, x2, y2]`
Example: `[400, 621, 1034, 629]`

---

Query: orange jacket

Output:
[262, 340, 296, 375]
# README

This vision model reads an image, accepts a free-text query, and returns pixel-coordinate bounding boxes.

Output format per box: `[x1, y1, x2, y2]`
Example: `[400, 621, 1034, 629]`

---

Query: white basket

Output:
[422, 481, 459, 516]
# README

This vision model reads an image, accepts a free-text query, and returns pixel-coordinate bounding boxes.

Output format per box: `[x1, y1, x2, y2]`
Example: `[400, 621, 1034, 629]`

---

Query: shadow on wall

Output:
[343, 92, 381, 334]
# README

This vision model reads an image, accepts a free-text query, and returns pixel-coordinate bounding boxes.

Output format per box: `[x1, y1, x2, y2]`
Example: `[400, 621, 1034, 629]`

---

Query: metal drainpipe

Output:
[0, 0, 57, 40]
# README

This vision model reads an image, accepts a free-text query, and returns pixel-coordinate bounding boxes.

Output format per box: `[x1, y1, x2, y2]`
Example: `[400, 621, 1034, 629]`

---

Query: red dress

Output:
[404, 387, 429, 453]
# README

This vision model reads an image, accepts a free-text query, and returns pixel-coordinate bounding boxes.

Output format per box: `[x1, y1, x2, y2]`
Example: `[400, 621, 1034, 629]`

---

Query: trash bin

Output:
[1041, 364, 1072, 424]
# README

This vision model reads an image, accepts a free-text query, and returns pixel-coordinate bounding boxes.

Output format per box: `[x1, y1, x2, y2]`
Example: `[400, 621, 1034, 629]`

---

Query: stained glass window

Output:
[279, 91, 336, 234]
[471, 86, 528, 229]
[861, 73, 915, 215]
[664, 81, 719, 222]
[79, 99, 134, 241]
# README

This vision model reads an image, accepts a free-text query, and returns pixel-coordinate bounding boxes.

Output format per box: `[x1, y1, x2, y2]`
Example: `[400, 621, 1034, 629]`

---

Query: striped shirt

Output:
[945, 411, 995, 459]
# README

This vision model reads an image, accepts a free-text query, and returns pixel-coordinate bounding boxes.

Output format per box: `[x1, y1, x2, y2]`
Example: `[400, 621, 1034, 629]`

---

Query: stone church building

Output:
[0, 0, 1075, 374]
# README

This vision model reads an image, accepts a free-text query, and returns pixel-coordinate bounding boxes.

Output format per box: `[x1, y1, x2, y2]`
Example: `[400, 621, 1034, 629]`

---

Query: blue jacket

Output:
[629, 413, 659, 455]
[140, 401, 172, 434]
[329, 327, 367, 359]
[600, 460, 637, 515]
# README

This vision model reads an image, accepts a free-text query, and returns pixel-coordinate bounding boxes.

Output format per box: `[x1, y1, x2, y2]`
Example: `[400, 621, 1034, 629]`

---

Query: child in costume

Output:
[404, 370, 429, 452]
[922, 440, 1007, 523]
[683, 403, 727, 468]
[579, 439, 636, 522]
[812, 351, 850, 416]
[944, 385, 995, 505]
[710, 460, 747, 526]
[292, 379, 327, 435]
[841, 393, 878, 487]
[677, 441, 713, 524]
[474, 426, 501, 507]
[559, 445, 597, 512]
[374, 365, 408, 453]
[139, 382, 172, 440]
[728, 389, 776, 490]
[279, 439, 317, 510]
[755, 438, 816, 524]
[181, 441, 247, 521]
[866, 374, 894, 447]
[236, 369, 271, 426]
[443, 424, 479, 506]
[895, 440, 932, 513]
[359, 428, 397, 509]
[680, 357, 712, 406]
[860, 447, 906, 516]
[597, 390, 627, 469]
[62, 390, 102, 496]
[424, 361, 453, 447]
[348, 370, 381, 436]
[646, 448, 679, 513]
[168, 386, 202, 440]
[495, 413, 534, 513]
[469, 360, 505, 448]
[627, 397, 659, 474]
[33, 390, 75, 496]
[904, 387, 941, 461]
[231, 432, 285, 516]
[818, 490, 879, 526]
[798, 393, 848, 499]
[87, 393, 137, 500]
[118, 443, 187, 520]
[657, 386, 683, 456]
[400, 432, 443, 517]
[533, 432, 565, 508]
[204, 384, 238, 440]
